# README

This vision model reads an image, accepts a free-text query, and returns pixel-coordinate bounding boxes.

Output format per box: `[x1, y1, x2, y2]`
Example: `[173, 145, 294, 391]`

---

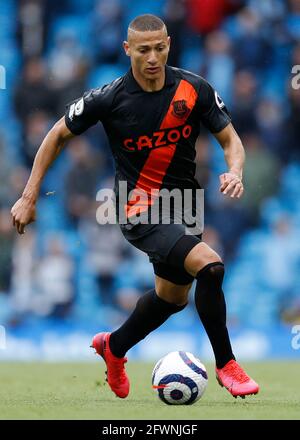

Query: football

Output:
[151, 351, 208, 405]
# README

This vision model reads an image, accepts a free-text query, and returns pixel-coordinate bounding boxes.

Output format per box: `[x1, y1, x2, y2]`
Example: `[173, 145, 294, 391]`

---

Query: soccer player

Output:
[11, 14, 259, 399]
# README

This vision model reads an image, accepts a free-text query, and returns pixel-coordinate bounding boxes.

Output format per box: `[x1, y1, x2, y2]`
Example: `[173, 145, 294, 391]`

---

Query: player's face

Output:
[123, 29, 170, 81]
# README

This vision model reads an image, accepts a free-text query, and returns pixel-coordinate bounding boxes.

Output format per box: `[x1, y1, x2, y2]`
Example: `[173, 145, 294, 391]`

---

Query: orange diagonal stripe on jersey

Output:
[126, 80, 198, 217]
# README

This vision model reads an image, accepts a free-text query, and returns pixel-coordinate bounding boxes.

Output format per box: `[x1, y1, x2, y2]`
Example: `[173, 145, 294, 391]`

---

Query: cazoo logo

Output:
[0, 65, 6, 90]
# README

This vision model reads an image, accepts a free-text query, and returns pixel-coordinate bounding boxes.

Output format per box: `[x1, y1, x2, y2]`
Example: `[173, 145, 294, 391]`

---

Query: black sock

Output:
[195, 262, 235, 369]
[109, 289, 187, 358]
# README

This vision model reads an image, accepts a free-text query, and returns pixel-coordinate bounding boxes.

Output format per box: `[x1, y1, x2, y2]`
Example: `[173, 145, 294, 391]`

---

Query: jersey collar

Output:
[125, 65, 175, 93]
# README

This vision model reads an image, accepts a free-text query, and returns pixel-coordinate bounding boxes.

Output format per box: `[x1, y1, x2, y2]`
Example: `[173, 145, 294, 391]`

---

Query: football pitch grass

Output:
[0, 361, 299, 420]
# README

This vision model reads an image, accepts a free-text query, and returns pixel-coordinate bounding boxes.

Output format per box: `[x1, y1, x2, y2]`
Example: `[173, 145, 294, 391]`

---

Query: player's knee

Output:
[184, 243, 222, 277]
[196, 262, 224, 284]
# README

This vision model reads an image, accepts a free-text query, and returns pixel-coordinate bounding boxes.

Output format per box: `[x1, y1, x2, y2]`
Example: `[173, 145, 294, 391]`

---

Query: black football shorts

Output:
[120, 222, 202, 285]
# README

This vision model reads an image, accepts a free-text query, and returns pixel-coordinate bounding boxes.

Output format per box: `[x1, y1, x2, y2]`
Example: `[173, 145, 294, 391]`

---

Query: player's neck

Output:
[132, 68, 165, 92]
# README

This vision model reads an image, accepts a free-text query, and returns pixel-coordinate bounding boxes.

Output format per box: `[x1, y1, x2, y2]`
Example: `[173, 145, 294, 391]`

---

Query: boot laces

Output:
[224, 361, 250, 383]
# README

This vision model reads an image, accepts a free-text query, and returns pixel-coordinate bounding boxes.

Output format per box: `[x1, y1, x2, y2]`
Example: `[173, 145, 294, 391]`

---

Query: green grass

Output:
[0, 361, 299, 420]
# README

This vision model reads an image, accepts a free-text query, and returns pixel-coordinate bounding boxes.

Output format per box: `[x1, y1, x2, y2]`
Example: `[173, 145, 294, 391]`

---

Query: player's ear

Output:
[123, 41, 130, 57]
[167, 36, 171, 51]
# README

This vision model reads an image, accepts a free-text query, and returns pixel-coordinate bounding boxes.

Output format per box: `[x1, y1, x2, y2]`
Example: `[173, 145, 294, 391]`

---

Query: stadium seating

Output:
[0, 0, 299, 341]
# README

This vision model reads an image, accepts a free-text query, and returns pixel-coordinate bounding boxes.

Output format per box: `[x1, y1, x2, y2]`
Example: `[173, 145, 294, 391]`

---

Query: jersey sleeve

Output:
[65, 85, 112, 135]
[196, 79, 231, 133]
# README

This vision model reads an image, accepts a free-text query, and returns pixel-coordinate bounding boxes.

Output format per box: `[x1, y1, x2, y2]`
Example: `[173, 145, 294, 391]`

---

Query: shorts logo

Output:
[172, 100, 190, 119]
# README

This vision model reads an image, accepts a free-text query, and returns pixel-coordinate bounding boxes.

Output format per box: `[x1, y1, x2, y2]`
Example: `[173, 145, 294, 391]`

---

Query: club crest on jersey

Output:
[172, 100, 190, 119]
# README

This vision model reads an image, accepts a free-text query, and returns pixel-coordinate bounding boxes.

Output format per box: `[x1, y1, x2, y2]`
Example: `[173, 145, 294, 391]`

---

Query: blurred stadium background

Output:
[0, 0, 299, 362]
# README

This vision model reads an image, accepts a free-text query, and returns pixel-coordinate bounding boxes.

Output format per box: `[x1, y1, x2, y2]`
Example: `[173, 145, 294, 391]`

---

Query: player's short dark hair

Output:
[128, 14, 166, 33]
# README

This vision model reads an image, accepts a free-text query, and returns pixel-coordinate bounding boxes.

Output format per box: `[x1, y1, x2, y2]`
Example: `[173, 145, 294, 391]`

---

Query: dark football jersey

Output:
[65, 65, 231, 221]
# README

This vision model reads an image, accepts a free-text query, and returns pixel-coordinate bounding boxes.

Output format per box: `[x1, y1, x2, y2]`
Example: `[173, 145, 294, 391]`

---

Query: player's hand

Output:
[219, 172, 244, 199]
[11, 196, 36, 235]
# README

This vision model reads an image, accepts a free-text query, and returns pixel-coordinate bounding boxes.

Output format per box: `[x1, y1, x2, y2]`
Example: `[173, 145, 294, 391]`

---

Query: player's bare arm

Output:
[214, 123, 245, 199]
[11, 116, 75, 234]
